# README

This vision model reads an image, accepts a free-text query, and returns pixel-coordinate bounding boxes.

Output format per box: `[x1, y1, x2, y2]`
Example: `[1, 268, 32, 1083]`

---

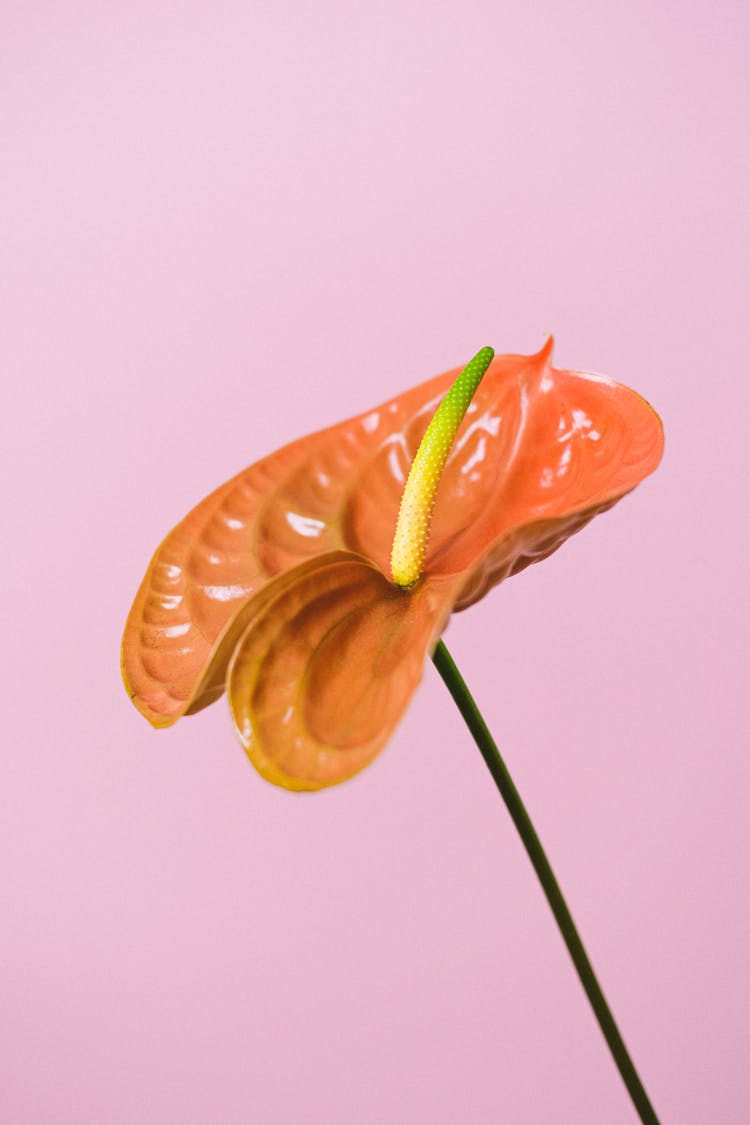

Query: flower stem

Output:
[431, 639, 660, 1125]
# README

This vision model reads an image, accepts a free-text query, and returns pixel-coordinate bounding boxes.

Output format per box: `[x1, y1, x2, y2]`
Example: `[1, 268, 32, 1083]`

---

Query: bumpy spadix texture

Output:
[122, 340, 664, 790]
[390, 346, 494, 587]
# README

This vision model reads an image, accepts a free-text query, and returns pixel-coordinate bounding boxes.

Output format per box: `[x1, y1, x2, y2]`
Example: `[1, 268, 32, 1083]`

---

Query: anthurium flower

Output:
[122, 339, 663, 790]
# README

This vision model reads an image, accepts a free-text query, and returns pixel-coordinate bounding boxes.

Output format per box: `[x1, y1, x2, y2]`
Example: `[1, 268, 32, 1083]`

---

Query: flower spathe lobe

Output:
[227, 552, 460, 790]
[122, 340, 663, 788]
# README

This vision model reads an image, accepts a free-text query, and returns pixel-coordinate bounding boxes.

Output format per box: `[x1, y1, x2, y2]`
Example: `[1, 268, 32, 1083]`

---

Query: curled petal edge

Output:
[227, 552, 460, 791]
[121, 550, 377, 728]
[122, 343, 664, 730]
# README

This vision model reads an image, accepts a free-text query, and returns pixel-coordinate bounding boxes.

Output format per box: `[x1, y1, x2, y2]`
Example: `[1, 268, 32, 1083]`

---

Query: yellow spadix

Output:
[390, 345, 494, 588]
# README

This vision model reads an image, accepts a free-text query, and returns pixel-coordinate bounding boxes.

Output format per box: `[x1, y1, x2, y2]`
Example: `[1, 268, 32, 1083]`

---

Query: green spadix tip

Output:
[390, 345, 495, 588]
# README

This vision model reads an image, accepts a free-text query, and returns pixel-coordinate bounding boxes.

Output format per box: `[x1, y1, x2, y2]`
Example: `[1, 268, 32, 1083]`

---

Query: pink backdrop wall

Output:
[3, 2, 748, 1122]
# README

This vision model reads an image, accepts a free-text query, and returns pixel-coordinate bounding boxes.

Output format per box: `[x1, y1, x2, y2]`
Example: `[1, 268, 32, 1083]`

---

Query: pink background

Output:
[3, 3, 748, 1122]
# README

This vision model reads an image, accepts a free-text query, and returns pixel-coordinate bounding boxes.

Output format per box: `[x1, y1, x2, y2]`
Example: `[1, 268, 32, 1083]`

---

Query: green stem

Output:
[431, 639, 660, 1125]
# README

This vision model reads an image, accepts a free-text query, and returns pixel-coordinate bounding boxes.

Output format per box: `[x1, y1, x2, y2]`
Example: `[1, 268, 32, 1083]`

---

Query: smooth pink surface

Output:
[2, 3, 747, 1123]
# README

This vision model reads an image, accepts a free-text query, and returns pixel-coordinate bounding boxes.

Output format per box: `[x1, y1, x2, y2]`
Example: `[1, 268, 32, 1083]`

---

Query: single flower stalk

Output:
[122, 339, 664, 1124]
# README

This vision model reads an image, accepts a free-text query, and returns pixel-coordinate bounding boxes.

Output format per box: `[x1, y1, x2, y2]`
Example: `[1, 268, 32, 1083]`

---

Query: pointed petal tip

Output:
[536, 334, 555, 363]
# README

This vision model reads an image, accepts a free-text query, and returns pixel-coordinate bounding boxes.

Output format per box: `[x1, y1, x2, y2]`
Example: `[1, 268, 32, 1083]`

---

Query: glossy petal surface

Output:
[121, 367, 453, 725]
[348, 340, 664, 606]
[122, 342, 663, 726]
[227, 553, 459, 790]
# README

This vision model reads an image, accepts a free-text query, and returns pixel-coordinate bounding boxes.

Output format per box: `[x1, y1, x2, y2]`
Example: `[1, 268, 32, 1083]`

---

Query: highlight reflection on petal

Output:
[227, 554, 458, 791]
[438, 355, 665, 609]
[122, 341, 663, 730]
[121, 368, 456, 726]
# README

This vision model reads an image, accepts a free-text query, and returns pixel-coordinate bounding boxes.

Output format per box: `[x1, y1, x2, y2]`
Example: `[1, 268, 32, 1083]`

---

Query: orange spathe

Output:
[121, 340, 663, 789]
